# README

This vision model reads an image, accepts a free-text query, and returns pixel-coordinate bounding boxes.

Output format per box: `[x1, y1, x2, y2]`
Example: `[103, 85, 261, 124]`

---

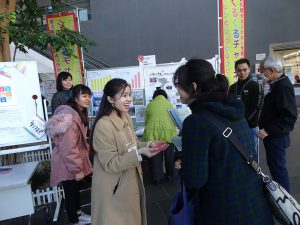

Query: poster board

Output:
[86, 57, 218, 117]
[0, 61, 47, 147]
[40, 79, 56, 110]
[86, 66, 144, 116]
[87, 66, 144, 92]
[143, 63, 182, 106]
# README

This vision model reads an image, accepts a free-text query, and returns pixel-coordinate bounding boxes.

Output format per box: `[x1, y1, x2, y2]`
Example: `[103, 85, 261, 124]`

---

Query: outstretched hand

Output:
[138, 147, 160, 158]
[174, 159, 181, 170]
[151, 141, 169, 152]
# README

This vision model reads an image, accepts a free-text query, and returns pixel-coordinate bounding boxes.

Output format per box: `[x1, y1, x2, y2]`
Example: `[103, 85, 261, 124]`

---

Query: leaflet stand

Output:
[0, 99, 61, 223]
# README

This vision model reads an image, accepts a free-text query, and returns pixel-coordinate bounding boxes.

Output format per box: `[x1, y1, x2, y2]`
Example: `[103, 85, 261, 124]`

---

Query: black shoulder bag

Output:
[202, 110, 300, 225]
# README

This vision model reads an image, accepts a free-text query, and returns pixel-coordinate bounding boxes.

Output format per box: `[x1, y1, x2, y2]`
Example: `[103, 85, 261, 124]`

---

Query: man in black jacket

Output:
[229, 58, 264, 153]
[257, 57, 297, 192]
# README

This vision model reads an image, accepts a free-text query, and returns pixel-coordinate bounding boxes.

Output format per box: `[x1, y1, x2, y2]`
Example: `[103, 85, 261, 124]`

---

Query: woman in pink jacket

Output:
[46, 84, 93, 225]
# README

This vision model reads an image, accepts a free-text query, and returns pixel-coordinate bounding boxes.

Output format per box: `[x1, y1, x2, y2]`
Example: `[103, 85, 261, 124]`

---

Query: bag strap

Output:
[201, 110, 262, 175]
[247, 83, 264, 122]
[178, 177, 189, 204]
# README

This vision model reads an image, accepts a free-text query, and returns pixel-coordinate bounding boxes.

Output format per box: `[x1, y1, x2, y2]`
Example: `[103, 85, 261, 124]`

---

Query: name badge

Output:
[128, 145, 137, 152]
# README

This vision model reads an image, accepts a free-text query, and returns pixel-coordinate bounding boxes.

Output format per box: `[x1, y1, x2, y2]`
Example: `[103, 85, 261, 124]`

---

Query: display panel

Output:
[0, 61, 47, 147]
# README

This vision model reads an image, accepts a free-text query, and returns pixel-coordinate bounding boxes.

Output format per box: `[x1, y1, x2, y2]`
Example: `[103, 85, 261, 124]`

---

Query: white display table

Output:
[0, 161, 39, 221]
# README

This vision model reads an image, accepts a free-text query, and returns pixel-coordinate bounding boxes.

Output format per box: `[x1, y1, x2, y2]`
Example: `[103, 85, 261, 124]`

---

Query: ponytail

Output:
[214, 73, 229, 93]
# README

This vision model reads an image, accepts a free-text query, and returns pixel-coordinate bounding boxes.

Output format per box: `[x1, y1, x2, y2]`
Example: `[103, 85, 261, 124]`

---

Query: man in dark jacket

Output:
[258, 57, 297, 192]
[229, 58, 264, 154]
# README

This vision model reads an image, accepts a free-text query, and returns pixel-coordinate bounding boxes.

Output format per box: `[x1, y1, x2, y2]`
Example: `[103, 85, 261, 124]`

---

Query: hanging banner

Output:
[46, 12, 84, 85]
[220, 0, 246, 84]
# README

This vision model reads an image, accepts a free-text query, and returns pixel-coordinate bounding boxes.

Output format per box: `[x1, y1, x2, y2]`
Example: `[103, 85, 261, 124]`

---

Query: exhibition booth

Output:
[0, 56, 218, 223]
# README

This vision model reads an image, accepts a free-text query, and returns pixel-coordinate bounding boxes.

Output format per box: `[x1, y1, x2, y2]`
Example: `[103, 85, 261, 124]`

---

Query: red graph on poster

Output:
[131, 72, 141, 89]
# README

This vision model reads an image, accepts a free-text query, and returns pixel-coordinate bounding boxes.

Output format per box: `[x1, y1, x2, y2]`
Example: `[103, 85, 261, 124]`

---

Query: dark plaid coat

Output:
[181, 94, 274, 225]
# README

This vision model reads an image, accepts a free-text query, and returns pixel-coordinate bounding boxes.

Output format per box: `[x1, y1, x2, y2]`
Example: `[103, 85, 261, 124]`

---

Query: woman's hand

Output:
[257, 129, 268, 139]
[138, 147, 159, 158]
[174, 159, 181, 170]
[75, 171, 85, 181]
[150, 141, 169, 151]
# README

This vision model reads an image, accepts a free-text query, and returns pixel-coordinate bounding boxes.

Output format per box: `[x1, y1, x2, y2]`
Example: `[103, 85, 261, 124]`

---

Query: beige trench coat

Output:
[91, 111, 148, 225]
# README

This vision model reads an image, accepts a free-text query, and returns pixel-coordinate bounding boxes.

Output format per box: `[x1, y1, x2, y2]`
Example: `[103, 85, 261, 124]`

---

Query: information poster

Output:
[86, 58, 217, 117]
[87, 67, 144, 116]
[87, 66, 144, 92]
[131, 89, 145, 122]
[143, 63, 182, 106]
[0, 61, 47, 147]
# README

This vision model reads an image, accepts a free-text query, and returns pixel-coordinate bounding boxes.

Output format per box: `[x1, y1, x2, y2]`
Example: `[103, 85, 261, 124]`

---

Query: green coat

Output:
[143, 95, 177, 143]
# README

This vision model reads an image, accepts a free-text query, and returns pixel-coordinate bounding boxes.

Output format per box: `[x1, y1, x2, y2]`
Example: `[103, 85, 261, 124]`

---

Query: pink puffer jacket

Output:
[46, 105, 92, 186]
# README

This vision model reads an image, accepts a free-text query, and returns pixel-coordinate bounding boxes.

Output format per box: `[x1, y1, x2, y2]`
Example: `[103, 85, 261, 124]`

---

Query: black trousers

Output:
[148, 144, 175, 182]
[61, 179, 81, 223]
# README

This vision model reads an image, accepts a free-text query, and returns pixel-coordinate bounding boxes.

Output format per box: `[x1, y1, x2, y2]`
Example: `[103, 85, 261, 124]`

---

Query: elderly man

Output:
[258, 57, 297, 192]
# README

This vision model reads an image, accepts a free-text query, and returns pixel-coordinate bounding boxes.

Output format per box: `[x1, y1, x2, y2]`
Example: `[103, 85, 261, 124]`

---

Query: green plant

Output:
[0, 0, 95, 61]
[30, 160, 51, 190]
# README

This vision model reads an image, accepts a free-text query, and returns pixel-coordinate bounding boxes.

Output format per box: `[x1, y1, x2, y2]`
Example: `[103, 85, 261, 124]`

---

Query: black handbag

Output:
[168, 180, 195, 225]
[202, 110, 300, 225]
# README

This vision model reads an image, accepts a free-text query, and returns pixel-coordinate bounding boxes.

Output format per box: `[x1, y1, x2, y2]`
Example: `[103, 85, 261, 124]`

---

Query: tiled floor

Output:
[0, 160, 180, 225]
[2, 117, 300, 225]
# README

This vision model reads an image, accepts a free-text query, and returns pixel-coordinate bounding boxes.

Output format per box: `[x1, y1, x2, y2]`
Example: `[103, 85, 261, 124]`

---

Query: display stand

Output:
[0, 161, 39, 222]
[0, 99, 61, 223]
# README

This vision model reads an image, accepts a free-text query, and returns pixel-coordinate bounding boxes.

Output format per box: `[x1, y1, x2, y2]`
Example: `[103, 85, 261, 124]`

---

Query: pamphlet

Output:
[172, 136, 182, 152]
[168, 107, 192, 131]
[25, 115, 46, 139]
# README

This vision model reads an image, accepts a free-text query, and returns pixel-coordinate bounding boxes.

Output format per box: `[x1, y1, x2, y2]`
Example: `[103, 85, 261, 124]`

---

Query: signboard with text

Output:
[220, 0, 246, 84]
[46, 12, 84, 85]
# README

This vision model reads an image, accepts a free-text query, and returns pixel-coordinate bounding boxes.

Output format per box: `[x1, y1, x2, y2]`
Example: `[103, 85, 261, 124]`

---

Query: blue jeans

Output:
[263, 134, 290, 192]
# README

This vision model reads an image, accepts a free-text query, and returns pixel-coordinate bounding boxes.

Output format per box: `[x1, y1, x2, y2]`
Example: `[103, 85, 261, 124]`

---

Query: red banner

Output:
[220, 0, 246, 84]
[46, 12, 84, 85]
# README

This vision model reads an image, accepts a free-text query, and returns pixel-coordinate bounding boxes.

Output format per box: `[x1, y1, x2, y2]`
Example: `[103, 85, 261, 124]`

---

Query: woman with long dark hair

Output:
[173, 59, 274, 225]
[90, 78, 168, 225]
[46, 84, 92, 225]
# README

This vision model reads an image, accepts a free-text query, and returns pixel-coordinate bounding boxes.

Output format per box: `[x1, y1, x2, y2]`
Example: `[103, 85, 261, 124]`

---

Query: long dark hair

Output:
[90, 78, 130, 152]
[66, 84, 92, 126]
[173, 58, 228, 98]
[56, 72, 73, 91]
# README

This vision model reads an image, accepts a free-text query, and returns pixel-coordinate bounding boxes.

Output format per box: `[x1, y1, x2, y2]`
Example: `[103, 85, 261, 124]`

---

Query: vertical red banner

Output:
[46, 12, 84, 85]
[220, 0, 246, 84]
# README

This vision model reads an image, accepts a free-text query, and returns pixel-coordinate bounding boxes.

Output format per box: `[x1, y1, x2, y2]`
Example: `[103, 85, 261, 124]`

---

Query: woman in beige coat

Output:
[90, 78, 168, 225]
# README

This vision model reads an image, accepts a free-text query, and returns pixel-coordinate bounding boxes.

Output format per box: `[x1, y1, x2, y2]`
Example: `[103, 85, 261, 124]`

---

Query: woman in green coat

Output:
[143, 89, 177, 183]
